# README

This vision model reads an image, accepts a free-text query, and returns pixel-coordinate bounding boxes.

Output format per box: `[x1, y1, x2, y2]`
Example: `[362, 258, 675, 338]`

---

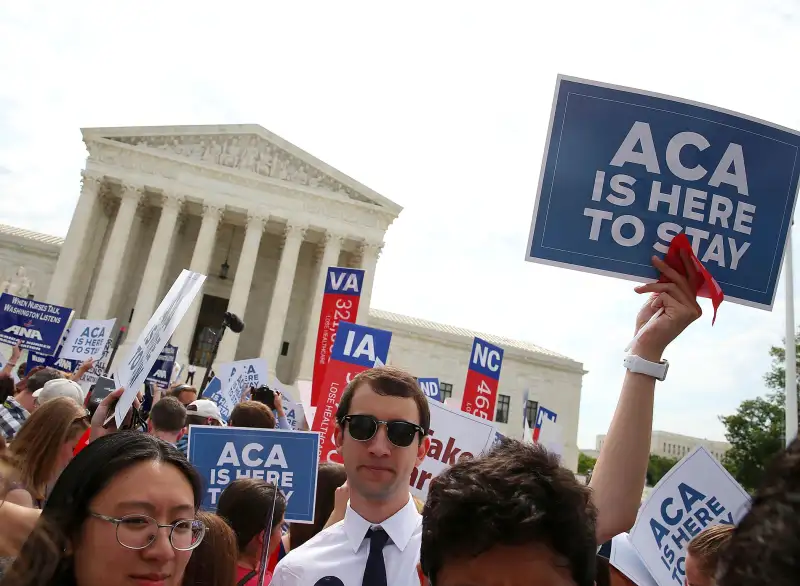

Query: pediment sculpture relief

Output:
[109, 134, 374, 205]
[1, 266, 34, 298]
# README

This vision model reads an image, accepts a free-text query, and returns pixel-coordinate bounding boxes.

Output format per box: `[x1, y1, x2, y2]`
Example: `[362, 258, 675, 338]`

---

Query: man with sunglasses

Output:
[272, 366, 430, 586]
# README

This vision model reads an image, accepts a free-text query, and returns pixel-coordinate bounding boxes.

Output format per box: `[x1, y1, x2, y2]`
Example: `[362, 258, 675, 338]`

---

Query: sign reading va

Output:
[526, 75, 800, 309]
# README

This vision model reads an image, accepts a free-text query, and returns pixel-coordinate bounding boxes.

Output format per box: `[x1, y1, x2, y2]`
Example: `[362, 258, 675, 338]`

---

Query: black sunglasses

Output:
[340, 415, 424, 447]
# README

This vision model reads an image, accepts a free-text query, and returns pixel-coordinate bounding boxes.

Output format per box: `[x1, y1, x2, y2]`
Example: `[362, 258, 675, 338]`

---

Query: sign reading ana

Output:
[526, 75, 800, 310]
[145, 344, 178, 387]
[187, 426, 319, 523]
[0, 293, 72, 355]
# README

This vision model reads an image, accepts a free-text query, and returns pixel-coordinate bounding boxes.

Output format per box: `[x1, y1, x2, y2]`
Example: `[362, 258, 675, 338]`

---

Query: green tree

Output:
[718, 330, 799, 491]
[578, 453, 596, 475]
[646, 454, 679, 486]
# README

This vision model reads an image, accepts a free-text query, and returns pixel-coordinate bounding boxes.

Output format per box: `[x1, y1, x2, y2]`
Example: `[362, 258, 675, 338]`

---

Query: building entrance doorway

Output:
[189, 294, 229, 368]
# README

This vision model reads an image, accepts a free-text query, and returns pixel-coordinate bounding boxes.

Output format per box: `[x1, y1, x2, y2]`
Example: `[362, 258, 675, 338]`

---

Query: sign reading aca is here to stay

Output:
[630, 447, 750, 586]
[527, 75, 800, 310]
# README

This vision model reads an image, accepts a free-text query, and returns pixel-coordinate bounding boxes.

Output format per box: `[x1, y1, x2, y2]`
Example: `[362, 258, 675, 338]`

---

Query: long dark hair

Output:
[289, 462, 347, 550]
[4, 431, 203, 586]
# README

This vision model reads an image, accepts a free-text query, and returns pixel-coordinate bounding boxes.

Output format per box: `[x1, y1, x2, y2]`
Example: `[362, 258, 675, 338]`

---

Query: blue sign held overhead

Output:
[324, 267, 365, 296]
[146, 344, 177, 387]
[27, 347, 80, 375]
[331, 321, 392, 368]
[188, 426, 320, 523]
[526, 75, 800, 310]
[418, 378, 441, 402]
[469, 337, 504, 381]
[0, 294, 72, 356]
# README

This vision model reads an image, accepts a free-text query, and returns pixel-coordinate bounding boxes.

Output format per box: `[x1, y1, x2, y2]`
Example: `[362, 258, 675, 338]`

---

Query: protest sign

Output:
[461, 337, 504, 420]
[418, 377, 441, 402]
[188, 426, 319, 523]
[311, 267, 365, 407]
[27, 348, 80, 375]
[610, 534, 658, 586]
[219, 358, 268, 392]
[114, 270, 206, 427]
[526, 75, 800, 310]
[60, 318, 116, 361]
[202, 376, 222, 400]
[75, 337, 112, 395]
[268, 376, 308, 431]
[205, 368, 247, 422]
[312, 321, 392, 463]
[410, 398, 497, 500]
[0, 293, 72, 355]
[145, 344, 178, 387]
[630, 447, 750, 586]
[533, 405, 562, 457]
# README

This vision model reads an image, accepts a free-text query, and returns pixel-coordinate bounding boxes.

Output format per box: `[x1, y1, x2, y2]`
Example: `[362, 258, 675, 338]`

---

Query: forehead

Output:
[90, 460, 195, 513]
[348, 382, 421, 424]
[436, 543, 576, 586]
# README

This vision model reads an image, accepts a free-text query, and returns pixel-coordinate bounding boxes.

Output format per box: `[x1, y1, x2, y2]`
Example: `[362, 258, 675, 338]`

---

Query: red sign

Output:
[460, 337, 504, 419]
[310, 267, 365, 407]
[311, 321, 393, 463]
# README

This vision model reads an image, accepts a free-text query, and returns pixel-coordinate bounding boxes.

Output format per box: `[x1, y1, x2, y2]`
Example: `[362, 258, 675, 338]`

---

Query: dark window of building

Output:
[525, 399, 539, 428]
[281, 342, 290, 356]
[495, 394, 510, 424]
[440, 382, 453, 401]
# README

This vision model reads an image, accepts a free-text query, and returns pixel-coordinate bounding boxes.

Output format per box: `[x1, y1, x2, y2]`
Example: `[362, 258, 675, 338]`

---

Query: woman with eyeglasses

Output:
[3, 431, 206, 586]
[4, 397, 90, 509]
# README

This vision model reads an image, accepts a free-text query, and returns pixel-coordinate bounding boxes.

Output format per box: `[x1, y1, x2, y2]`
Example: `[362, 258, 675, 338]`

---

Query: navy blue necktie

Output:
[362, 528, 390, 586]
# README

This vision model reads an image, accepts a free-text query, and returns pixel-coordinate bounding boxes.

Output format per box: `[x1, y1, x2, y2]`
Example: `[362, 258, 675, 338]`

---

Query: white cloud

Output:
[0, 0, 798, 447]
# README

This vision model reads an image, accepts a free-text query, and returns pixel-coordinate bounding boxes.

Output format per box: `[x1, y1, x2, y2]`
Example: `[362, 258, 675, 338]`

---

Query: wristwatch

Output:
[624, 355, 669, 381]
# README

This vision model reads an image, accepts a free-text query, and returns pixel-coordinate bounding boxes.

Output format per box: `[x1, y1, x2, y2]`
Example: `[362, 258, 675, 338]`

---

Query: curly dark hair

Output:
[718, 436, 800, 586]
[420, 439, 597, 586]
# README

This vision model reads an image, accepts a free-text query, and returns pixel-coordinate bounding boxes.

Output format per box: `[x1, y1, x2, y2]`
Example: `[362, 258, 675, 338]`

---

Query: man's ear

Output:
[416, 435, 431, 467]
[334, 424, 344, 450]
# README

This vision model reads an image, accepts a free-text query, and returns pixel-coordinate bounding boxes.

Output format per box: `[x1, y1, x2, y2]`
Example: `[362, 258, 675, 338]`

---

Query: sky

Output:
[1, 0, 799, 448]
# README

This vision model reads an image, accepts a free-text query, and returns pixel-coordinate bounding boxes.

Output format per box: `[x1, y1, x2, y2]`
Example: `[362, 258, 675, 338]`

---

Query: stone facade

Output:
[0, 124, 585, 470]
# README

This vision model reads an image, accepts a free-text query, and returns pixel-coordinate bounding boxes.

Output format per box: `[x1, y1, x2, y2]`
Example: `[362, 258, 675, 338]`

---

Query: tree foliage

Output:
[719, 329, 799, 491]
[578, 452, 596, 475]
[646, 454, 679, 486]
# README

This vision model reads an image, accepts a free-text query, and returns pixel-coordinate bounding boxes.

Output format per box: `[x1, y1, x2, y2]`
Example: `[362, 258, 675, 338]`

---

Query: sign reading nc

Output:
[526, 75, 800, 310]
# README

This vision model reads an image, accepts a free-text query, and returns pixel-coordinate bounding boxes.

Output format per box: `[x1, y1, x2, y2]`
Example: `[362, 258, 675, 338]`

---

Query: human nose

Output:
[367, 424, 393, 457]
[140, 526, 176, 562]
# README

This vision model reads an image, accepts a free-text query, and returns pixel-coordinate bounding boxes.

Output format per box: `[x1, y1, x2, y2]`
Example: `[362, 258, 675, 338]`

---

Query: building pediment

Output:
[81, 124, 401, 214]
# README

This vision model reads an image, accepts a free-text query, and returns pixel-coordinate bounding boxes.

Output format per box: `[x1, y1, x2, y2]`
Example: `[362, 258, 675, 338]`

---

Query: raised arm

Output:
[590, 251, 701, 542]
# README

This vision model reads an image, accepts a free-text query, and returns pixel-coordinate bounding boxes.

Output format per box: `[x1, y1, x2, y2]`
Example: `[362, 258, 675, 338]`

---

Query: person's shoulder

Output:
[278, 521, 348, 566]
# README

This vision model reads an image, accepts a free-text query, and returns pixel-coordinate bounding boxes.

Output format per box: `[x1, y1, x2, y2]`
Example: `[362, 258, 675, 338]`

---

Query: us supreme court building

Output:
[0, 125, 585, 469]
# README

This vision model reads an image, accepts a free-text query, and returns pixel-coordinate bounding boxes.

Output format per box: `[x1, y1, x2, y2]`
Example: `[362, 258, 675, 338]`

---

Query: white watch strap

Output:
[624, 355, 668, 381]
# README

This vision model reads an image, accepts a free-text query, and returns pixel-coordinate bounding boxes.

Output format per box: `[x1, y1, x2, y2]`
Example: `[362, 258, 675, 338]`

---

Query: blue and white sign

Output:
[145, 344, 178, 387]
[188, 426, 320, 523]
[0, 294, 72, 356]
[526, 75, 800, 310]
[418, 378, 442, 402]
[60, 318, 116, 361]
[330, 321, 392, 368]
[324, 267, 365, 295]
[630, 447, 750, 586]
[469, 337, 504, 381]
[27, 347, 80, 375]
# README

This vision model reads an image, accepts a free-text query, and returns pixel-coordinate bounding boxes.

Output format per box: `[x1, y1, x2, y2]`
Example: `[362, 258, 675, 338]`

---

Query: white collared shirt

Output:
[271, 495, 422, 586]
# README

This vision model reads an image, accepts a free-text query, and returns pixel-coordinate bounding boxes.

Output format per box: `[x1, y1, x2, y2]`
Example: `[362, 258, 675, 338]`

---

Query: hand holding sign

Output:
[631, 249, 702, 361]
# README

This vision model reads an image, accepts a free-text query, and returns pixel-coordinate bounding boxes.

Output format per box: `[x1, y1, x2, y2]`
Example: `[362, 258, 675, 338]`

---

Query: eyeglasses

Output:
[340, 414, 424, 447]
[90, 513, 206, 551]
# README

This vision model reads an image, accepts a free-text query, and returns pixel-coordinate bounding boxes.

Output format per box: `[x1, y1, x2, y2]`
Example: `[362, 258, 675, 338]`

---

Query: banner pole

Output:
[786, 226, 797, 446]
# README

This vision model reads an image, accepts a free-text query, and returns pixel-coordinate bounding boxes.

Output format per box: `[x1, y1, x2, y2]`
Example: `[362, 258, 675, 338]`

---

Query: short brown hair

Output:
[217, 478, 287, 552]
[170, 384, 198, 401]
[229, 401, 275, 429]
[335, 366, 430, 435]
[687, 524, 734, 576]
[149, 396, 186, 433]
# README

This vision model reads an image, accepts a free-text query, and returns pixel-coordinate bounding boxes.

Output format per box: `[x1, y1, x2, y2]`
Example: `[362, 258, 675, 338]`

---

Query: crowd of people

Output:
[0, 255, 797, 586]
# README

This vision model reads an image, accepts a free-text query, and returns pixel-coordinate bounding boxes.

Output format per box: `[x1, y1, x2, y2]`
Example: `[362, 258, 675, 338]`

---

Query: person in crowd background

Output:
[217, 478, 287, 586]
[32, 378, 84, 409]
[148, 396, 187, 445]
[685, 524, 734, 586]
[421, 440, 597, 586]
[182, 511, 238, 586]
[0, 373, 14, 404]
[185, 365, 196, 385]
[174, 398, 226, 455]
[4, 397, 89, 508]
[4, 432, 206, 586]
[249, 386, 293, 431]
[170, 384, 199, 407]
[0, 367, 63, 441]
[228, 400, 276, 429]
[718, 436, 800, 586]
